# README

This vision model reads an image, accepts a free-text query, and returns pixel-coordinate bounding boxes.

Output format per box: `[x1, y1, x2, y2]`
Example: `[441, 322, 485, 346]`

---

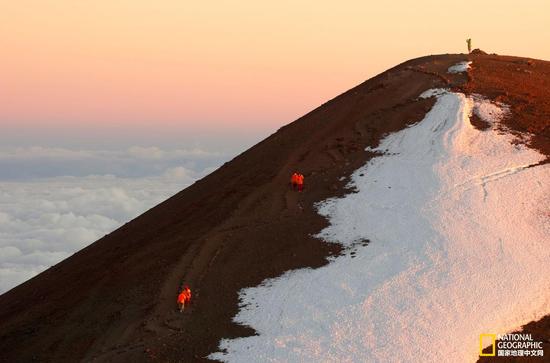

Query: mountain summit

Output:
[1, 53, 548, 362]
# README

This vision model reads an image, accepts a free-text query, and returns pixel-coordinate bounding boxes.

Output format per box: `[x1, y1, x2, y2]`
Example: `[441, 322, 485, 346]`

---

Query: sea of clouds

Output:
[0, 146, 229, 293]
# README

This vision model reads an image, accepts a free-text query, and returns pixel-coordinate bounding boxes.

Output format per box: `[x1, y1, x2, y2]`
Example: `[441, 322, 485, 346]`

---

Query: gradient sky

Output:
[1, 0, 549, 146]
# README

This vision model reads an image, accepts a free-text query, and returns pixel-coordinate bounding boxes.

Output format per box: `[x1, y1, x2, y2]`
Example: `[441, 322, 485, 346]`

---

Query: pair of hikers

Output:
[290, 172, 304, 192]
[177, 285, 192, 312]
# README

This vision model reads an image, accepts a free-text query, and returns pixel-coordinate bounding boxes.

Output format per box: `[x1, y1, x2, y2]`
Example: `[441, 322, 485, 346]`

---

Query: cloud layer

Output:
[0, 146, 227, 293]
[0, 146, 224, 180]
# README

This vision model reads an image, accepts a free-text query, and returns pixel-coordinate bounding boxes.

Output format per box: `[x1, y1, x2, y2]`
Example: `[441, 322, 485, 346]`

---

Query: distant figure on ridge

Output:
[177, 285, 192, 312]
[466, 38, 472, 53]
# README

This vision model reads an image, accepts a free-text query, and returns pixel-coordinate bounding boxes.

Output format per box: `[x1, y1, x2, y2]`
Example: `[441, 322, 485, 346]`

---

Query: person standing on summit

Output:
[466, 38, 472, 53]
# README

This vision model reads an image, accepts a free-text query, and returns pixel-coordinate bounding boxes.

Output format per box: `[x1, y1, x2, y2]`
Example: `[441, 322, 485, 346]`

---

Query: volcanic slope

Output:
[0, 53, 548, 362]
[210, 57, 550, 363]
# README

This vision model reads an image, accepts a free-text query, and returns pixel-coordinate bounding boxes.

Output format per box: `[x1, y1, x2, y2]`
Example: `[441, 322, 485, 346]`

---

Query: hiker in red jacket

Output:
[177, 285, 192, 312]
[290, 172, 299, 190]
[296, 173, 304, 192]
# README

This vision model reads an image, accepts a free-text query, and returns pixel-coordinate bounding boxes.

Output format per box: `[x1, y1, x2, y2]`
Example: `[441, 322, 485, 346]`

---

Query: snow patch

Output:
[471, 95, 510, 126]
[448, 61, 472, 73]
[210, 90, 550, 363]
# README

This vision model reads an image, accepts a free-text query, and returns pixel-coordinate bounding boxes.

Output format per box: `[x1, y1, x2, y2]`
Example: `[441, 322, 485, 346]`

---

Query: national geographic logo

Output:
[480, 333, 544, 358]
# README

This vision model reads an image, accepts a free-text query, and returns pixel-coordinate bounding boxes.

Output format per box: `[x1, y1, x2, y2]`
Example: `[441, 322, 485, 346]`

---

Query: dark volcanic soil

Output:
[0, 53, 548, 363]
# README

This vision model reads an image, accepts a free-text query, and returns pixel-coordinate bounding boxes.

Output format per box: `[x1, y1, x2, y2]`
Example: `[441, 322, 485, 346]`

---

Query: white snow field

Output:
[210, 90, 550, 362]
[447, 61, 472, 73]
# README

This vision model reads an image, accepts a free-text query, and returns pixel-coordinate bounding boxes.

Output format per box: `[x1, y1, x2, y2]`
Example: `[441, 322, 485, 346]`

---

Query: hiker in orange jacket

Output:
[290, 172, 299, 190]
[296, 173, 304, 192]
[177, 285, 192, 312]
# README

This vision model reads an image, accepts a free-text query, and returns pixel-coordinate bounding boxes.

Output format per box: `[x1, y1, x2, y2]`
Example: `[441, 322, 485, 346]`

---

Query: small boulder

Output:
[470, 48, 488, 55]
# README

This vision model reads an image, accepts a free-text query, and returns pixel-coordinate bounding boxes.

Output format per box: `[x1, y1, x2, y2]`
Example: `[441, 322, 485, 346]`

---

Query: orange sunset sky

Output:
[1, 1, 549, 140]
